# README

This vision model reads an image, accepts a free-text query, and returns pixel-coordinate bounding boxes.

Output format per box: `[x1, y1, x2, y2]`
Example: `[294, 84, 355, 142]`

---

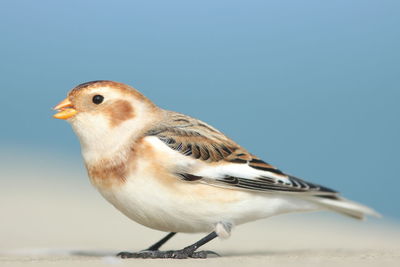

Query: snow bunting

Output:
[53, 80, 379, 259]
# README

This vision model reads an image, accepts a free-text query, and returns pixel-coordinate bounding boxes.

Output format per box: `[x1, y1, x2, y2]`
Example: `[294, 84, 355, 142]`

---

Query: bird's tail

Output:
[310, 195, 381, 220]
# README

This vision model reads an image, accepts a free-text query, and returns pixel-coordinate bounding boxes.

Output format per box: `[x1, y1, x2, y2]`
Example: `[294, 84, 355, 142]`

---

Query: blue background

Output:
[0, 0, 399, 219]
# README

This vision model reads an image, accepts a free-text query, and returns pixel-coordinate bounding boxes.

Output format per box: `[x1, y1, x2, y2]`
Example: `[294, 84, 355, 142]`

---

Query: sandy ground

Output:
[1, 160, 399, 267]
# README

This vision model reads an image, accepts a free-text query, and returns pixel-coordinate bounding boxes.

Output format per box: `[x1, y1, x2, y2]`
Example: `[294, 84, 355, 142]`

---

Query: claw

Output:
[190, 250, 220, 258]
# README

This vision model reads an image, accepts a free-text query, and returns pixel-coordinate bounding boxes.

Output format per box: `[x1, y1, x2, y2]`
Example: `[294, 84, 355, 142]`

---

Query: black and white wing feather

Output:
[146, 111, 338, 197]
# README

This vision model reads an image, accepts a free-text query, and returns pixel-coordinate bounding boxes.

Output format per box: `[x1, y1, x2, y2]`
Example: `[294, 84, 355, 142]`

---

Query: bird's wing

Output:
[145, 112, 338, 196]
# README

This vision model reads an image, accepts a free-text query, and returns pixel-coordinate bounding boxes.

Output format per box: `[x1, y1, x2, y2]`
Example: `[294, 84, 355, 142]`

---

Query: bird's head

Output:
[53, 80, 160, 162]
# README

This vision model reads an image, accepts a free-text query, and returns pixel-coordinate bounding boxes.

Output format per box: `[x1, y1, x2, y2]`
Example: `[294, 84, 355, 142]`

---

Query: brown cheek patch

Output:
[104, 100, 135, 127]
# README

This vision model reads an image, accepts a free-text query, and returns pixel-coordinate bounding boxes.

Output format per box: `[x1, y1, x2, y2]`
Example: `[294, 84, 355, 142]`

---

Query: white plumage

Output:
[53, 80, 380, 258]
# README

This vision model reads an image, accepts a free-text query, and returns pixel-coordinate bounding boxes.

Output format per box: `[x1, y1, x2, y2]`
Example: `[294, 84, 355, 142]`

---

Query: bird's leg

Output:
[117, 232, 176, 258]
[173, 231, 219, 259]
[117, 231, 219, 259]
[146, 232, 177, 251]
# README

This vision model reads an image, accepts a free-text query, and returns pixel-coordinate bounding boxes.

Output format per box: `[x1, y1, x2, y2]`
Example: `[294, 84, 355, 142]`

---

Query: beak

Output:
[53, 98, 77, 120]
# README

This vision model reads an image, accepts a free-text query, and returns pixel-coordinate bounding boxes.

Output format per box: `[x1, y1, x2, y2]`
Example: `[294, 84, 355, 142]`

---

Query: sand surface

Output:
[1, 163, 399, 267]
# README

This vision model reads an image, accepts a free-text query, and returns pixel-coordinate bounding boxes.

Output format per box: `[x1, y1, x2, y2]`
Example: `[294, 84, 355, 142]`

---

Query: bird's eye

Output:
[92, 95, 104, 104]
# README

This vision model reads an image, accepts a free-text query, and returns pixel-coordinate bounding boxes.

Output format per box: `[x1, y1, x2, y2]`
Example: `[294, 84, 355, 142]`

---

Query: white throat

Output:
[69, 113, 138, 166]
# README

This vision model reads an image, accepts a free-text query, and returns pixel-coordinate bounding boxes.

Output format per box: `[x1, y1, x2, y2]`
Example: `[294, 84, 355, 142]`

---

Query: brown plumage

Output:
[104, 99, 136, 127]
[146, 110, 284, 173]
[69, 80, 153, 106]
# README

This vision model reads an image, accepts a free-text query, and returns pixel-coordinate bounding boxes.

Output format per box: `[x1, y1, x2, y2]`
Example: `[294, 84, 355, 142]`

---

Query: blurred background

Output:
[0, 0, 399, 251]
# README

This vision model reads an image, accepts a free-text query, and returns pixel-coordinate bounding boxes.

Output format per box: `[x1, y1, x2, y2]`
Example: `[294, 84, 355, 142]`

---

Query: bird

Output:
[53, 80, 379, 259]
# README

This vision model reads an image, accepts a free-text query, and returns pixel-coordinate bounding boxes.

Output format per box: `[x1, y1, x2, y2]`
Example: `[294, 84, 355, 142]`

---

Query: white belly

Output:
[94, 172, 319, 234]
[85, 136, 320, 234]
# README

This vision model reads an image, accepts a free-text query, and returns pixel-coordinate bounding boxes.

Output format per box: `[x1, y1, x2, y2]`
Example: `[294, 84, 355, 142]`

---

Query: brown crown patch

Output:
[69, 80, 155, 107]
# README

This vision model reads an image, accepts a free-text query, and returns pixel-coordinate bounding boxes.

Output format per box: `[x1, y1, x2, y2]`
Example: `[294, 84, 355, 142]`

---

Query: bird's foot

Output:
[117, 249, 219, 259]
